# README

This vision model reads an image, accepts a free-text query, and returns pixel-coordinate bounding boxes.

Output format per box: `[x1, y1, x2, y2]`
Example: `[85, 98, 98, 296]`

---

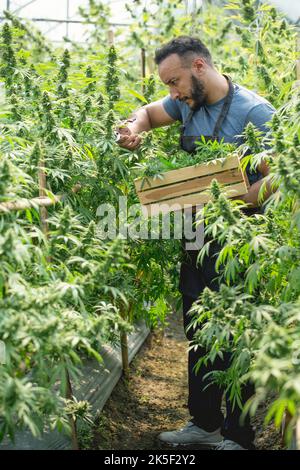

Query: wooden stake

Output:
[65, 368, 79, 450]
[0, 195, 62, 213]
[120, 305, 129, 379]
[295, 416, 300, 449]
[146, 328, 154, 349]
[120, 330, 129, 379]
[108, 29, 114, 47]
[190, 0, 197, 35]
[0, 184, 82, 214]
[38, 155, 49, 236]
[141, 48, 146, 94]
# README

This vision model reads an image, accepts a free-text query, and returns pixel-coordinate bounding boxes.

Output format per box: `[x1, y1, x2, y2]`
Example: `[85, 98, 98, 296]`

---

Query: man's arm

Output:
[117, 99, 176, 150]
[239, 159, 272, 207]
[238, 103, 275, 207]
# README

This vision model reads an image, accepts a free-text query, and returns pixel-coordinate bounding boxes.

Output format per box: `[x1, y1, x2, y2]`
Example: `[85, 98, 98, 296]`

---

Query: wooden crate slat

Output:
[138, 168, 242, 205]
[141, 181, 247, 217]
[134, 155, 240, 192]
[135, 154, 249, 216]
[241, 163, 250, 189]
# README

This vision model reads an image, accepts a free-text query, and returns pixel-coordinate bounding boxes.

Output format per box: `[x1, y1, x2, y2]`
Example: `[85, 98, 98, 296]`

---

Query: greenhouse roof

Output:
[0, 0, 299, 44]
[0, 0, 135, 43]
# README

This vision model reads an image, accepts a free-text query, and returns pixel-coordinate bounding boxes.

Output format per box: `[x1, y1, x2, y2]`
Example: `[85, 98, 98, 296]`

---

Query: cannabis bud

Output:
[105, 45, 120, 109]
[85, 65, 96, 94]
[210, 179, 222, 200]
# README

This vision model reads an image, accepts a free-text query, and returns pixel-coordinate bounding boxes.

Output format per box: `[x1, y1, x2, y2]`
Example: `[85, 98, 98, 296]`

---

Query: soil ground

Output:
[91, 309, 283, 451]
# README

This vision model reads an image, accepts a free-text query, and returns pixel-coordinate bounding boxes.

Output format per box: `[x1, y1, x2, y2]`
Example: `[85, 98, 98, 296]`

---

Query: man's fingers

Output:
[125, 136, 141, 150]
[118, 134, 134, 145]
[130, 136, 142, 149]
[117, 134, 141, 150]
[117, 135, 130, 145]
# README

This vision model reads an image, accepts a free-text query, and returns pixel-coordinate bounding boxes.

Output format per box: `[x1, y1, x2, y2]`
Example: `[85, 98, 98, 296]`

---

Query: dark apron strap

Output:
[180, 109, 194, 146]
[212, 75, 234, 139]
[180, 75, 234, 142]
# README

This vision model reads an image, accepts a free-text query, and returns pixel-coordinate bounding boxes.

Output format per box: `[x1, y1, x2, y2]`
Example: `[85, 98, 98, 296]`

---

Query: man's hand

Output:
[115, 100, 176, 151]
[233, 159, 271, 207]
[116, 125, 142, 151]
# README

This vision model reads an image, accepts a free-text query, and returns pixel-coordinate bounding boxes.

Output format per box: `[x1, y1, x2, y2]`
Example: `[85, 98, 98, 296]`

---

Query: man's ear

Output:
[191, 57, 206, 75]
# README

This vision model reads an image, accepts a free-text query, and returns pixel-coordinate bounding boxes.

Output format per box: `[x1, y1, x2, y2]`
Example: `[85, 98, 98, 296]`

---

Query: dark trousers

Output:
[183, 295, 255, 448]
[180, 241, 255, 449]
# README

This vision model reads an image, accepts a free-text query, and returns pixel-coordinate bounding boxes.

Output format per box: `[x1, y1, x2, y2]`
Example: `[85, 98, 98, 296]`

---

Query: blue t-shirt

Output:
[162, 83, 275, 186]
[162, 82, 275, 145]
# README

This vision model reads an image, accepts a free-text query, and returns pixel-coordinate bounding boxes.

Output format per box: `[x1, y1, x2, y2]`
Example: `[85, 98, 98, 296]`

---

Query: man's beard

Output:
[189, 75, 206, 110]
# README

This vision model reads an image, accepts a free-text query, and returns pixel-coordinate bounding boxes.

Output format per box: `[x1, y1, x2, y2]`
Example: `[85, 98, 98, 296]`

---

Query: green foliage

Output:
[0, 11, 178, 444]
[135, 136, 237, 179]
[0, 0, 299, 447]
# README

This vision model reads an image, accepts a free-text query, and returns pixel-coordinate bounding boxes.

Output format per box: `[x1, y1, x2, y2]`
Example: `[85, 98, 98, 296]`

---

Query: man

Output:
[117, 36, 275, 450]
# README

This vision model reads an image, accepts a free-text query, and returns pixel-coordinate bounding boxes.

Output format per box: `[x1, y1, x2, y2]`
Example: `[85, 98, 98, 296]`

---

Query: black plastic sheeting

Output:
[1, 322, 150, 450]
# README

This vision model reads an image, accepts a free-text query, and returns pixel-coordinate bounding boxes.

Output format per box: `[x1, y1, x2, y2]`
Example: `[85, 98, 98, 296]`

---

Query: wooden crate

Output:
[134, 155, 249, 216]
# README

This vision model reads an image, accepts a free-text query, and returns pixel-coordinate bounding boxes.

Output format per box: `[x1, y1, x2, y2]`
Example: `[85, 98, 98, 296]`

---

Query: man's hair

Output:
[154, 36, 213, 67]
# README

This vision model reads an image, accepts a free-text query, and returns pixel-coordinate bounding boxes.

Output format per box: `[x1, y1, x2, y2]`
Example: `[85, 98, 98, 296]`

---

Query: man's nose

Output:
[170, 87, 180, 100]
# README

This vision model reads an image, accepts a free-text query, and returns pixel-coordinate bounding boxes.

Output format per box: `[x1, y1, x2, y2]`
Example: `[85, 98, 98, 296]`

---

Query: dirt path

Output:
[91, 309, 283, 450]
